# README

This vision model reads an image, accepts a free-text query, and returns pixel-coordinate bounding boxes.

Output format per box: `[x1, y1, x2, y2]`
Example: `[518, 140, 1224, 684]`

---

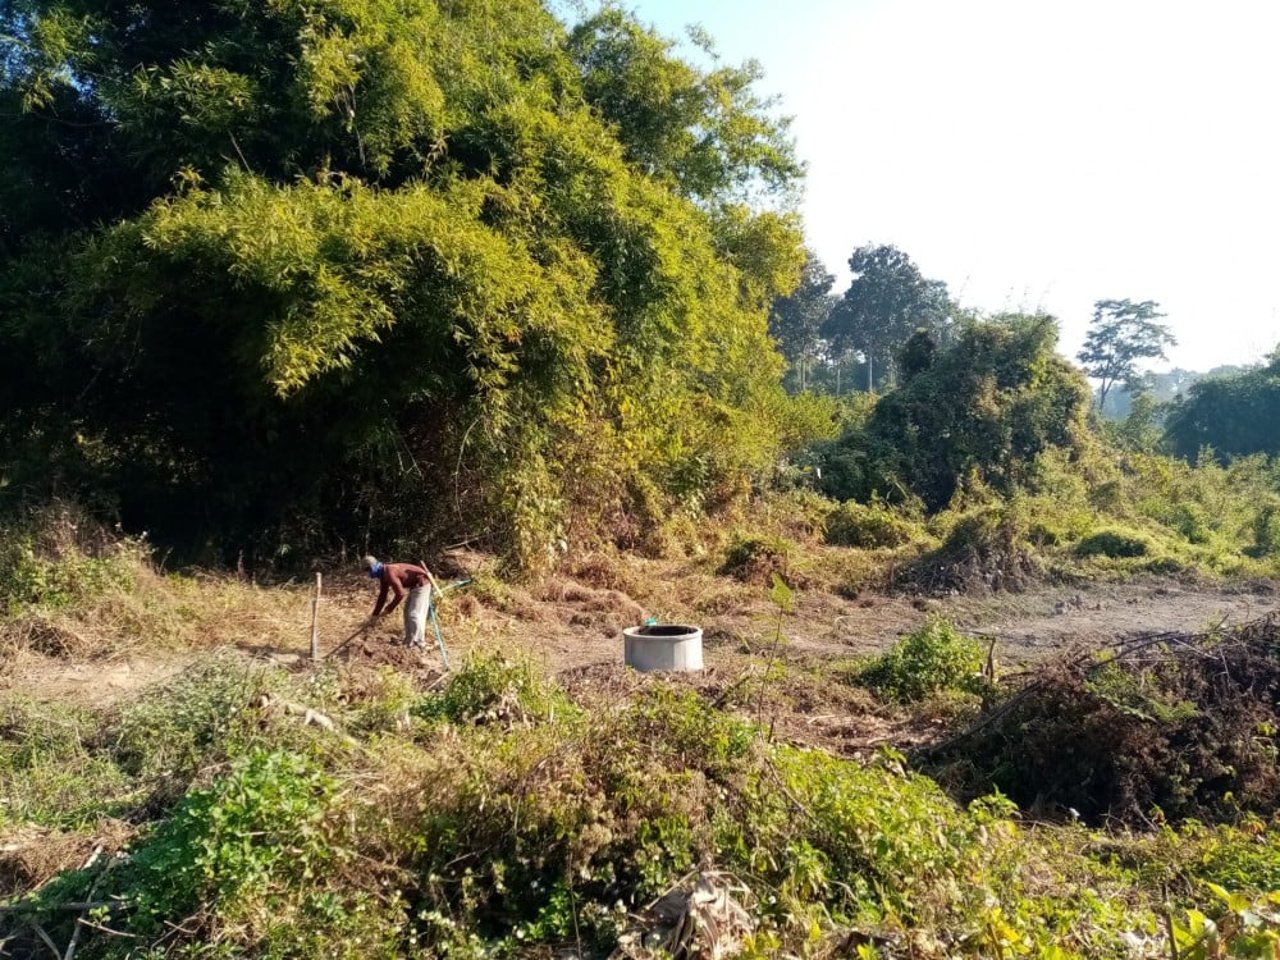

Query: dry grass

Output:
[0, 569, 343, 668]
[0, 820, 136, 900]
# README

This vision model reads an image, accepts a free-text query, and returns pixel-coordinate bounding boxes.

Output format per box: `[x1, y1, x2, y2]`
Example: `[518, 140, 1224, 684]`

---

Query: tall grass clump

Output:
[0, 504, 142, 616]
[823, 498, 925, 549]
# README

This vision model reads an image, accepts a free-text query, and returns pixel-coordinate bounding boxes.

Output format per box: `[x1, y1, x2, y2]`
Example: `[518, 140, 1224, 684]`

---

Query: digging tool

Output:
[323, 616, 375, 660]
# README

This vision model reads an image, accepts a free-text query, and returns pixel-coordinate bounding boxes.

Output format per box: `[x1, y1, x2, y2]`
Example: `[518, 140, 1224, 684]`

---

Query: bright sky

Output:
[624, 0, 1280, 371]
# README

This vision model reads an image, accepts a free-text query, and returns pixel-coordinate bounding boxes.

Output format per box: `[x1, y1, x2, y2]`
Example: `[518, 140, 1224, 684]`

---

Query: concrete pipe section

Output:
[623, 624, 704, 672]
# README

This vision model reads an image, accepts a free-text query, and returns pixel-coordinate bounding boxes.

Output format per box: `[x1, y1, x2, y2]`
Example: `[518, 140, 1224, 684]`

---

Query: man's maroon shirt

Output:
[372, 562, 432, 616]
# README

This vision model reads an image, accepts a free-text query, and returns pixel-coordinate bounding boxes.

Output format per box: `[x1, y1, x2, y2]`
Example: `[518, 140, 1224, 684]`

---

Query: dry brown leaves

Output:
[613, 872, 754, 960]
[0, 821, 134, 901]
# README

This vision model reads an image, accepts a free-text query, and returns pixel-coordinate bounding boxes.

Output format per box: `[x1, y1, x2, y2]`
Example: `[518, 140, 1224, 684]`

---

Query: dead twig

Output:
[30, 922, 61, 960]
[63, 851, 120, 960]
[73, 917, 137, 941]
[0, 902, 112, 915]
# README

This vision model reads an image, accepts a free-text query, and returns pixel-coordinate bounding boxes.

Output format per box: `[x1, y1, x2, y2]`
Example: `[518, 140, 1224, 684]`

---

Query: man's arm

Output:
[372, 578, 390, 617]
[382, 575, 407, 615]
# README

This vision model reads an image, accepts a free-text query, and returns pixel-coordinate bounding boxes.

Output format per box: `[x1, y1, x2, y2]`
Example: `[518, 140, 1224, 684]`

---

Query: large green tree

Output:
[818, 315, 1092, 511]
[767, 250, 834, 392]
[0, 0, 810, 568]
[565, 8, 802, 204]
[821, 244, 953, 392]
[1163, 352, 1280, 462]
[1076, 299, 1175, 410]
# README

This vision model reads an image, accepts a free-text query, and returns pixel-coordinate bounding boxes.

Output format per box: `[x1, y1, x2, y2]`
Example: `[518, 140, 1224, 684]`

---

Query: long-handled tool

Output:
[324, 617, 375, 660]
[420, 576, 471, 669]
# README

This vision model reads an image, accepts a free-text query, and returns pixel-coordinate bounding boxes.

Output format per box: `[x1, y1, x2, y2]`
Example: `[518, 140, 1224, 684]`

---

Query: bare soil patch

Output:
[4, 553, 1276, 723]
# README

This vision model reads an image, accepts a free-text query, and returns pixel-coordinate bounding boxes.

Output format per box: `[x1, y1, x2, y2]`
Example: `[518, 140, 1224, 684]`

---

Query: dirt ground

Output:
[1, 563, 1276, 889]
[3, 556, 1275, 711]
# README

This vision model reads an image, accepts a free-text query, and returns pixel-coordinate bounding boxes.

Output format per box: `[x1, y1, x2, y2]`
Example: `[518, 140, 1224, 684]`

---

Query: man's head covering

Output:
[361, 555, 378, 570]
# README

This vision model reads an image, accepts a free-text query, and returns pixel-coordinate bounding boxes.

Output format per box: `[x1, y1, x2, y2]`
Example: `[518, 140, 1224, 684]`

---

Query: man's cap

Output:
[361, 555, 378, 570]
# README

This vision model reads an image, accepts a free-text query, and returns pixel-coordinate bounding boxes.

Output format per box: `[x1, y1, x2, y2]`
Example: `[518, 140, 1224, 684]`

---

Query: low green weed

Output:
[412, 652, 577, 727]
[1085, 662, 1198, 723]
[121, 748, 339, 933]
[111, 658, 273, 779]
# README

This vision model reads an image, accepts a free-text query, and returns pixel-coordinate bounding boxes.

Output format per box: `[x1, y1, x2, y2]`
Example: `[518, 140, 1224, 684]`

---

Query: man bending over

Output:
[362, 555, 439, 647]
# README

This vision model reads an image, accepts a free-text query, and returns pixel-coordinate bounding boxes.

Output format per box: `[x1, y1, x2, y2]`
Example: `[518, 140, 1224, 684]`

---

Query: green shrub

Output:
[413, 653, 577, 727]
[122, 749, 338, 931]
[0, 517, 142, 615]
[111, 659, 274, 780]
[912, 503, 1040, 593]
[817, 316, 1092, 511]
[859, 616, 986, 703]
[1250, 503, 1280, 558]
[1141, 499, 1214, 545]
[1075, 527, 1154, 558]
[824, 499, 922, 549]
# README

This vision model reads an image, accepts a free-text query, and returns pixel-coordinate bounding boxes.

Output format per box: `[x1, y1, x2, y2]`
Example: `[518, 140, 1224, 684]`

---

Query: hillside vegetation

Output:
[0, 0, 828, 569]
[2, 510, 1280, 958]
[4, 1, 1280, 958]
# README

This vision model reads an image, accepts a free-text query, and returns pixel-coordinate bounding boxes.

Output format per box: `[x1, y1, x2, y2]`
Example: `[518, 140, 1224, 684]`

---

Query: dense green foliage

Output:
[787, 313, 1280, 590]
[817, 315, 1092, 511]
[6, 654, 1280, 958]
[822, 244, 954, 392]
[767, 251, 836, 393]
[0, 0, 818, 567]
[859, 616, 986, 703]
[823, 498, 923, 549]
[1164, 353, 1280, 462]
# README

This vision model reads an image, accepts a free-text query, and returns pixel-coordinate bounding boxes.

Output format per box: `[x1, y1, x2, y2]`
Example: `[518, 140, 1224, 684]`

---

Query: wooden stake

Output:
[310, 572, 322, 661]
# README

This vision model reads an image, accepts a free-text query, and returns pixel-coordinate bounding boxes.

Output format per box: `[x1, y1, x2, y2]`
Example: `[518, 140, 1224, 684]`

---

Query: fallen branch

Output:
[30, 922, 60, 960]
[0, 902, 113, 915]
[64, 851, 121, 960]
[73, 917, 137, 941]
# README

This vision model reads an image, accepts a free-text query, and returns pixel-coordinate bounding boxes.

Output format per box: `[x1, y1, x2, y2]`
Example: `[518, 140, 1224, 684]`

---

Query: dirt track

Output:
[4, 570, 1275, 708]
[798, 578, 1278, 664]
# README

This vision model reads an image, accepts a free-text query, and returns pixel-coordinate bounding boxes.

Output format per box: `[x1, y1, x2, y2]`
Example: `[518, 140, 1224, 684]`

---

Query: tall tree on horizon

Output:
[1077, 299, 1176, 411]
[821, 244, 953, 392]
[1163, 350, 1280, 462]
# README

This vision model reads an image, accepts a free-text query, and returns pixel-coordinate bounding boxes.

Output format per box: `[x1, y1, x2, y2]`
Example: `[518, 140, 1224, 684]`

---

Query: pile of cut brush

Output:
[924, 615, 1280, 825]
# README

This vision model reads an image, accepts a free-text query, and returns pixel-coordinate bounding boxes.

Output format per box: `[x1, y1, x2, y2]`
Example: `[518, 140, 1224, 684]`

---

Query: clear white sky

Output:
[619, 0, 1280, 371]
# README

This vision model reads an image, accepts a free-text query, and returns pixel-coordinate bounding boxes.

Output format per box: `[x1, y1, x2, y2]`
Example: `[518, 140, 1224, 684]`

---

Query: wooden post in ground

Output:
[310, 573, 322, 661]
